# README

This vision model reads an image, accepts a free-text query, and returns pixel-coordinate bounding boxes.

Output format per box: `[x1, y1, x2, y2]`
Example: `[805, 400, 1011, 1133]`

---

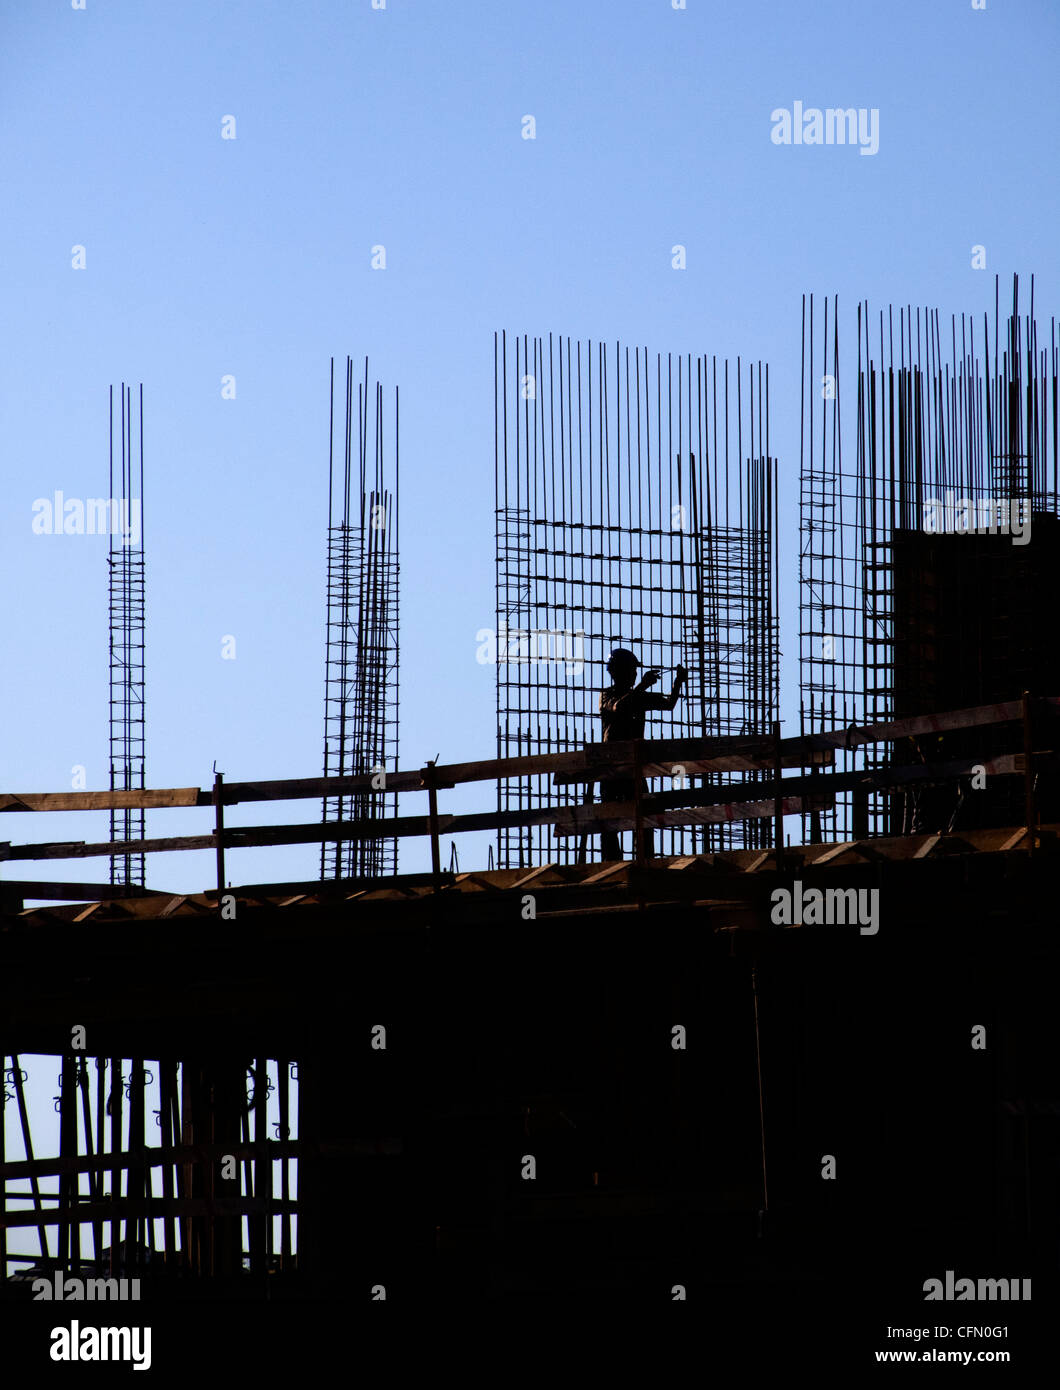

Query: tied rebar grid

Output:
[494, 333, 779, 868]
[108, 383, 145, 888]
[320, 357, 400, 880]
[800, 277, 1060, 839]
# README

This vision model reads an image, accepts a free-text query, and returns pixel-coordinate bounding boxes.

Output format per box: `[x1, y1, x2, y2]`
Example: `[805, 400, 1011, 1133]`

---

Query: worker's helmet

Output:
[607, 647, 640, 676]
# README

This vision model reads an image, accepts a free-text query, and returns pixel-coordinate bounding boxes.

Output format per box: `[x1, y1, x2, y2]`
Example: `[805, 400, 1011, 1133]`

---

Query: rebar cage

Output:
[321, 358, 400, 880]
[800, 277, 1060, 840]
[494, 333, 779, 867]
[108, 383, 145, 888]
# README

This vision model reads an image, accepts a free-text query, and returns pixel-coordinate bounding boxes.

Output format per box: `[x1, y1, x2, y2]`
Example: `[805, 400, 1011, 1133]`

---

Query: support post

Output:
[110, 1054, 123, 1277]
[852, 784, 869, 841]
[0, 1051, 5, 1279]
[772, 720, 784, 870]
[213, 771, 226, 898]
[1022, 690, 1035, 856]
[11, 1060, 50, 1261]
[58, 1053, 76, 1273]
[633, 740, 645, 866]
[424, 761, 442, 891]
[577, 784, 592, 865]
[752, 961, 769, 1234]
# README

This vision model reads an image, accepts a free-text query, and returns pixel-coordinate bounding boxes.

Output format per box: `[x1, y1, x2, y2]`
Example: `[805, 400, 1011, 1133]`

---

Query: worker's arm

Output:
[642, 665, 687, 712]
[607, 672, 660, 714]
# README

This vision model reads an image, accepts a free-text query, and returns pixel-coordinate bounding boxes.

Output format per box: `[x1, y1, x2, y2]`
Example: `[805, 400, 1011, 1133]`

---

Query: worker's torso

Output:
[600, 685, 647, 742]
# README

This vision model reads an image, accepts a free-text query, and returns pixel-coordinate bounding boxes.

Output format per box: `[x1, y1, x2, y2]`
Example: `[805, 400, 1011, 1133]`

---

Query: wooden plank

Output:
[551, 795, 825, 839]
[3, 832, 220, 862]
[808, 698, 1060, 751]
[1, 752, 1050, 866]
[222, 735, 828, 800]
[743, 851, 773, 873]
[810, 842, 857, 865]
[218, 871, 451, 898]
[0, 737, 827, 815]
[219, 737, 827, 799]
[912, 835, 941, 860]
[510, 865, 557, 889]
[217, 709, 1053, 795]
[553, 748, 831, 785]
[581, 863, 627, 884]
[0, 880, 172, 902]
[0, 788, 203, 813]
[1, 815, 435, 863]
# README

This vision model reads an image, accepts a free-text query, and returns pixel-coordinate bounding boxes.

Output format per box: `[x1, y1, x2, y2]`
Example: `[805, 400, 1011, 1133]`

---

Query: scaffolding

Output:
[1, 1053, 296, 1283]
[108, 383, 146, 888]
[320, 358, 400, 880]
[494, 334, 778, 867]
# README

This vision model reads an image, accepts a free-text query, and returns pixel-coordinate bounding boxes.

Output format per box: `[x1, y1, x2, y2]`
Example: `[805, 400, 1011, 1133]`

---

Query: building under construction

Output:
[3, 289, 1058, 1347]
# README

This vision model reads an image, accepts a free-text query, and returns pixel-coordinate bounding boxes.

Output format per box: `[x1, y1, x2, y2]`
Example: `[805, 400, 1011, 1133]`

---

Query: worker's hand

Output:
[675, 664, 688, 684]
[639, 668, 661, 689]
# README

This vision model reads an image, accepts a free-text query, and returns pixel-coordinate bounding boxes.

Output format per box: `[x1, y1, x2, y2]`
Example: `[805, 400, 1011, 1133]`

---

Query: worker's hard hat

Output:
[607, 647, 640, 674]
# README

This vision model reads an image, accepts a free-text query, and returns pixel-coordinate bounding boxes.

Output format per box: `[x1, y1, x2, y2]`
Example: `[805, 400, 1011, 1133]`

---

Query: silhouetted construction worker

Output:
[598, 648, 687, 860]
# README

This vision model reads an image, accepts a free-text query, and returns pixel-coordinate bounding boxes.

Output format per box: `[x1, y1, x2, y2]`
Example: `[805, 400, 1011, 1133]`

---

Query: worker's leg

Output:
[636, 777, 654, 859]
[599, 778, 630, 861]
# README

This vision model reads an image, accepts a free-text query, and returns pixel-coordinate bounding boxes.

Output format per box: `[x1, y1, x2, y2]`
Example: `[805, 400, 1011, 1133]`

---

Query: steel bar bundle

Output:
[108, 383, 146, 887]
[320, 358, 400, 879]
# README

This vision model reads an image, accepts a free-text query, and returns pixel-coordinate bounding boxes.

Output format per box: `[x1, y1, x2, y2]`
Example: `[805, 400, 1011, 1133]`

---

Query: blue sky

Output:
[1, 0, 1057, 894]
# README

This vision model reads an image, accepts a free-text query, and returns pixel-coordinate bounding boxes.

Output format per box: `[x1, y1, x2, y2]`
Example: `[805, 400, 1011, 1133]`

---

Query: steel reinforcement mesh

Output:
[494, 333, 778, 867]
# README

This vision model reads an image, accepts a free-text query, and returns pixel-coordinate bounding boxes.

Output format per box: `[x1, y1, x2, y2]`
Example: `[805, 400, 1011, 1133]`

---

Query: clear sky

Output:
[2, 0, 1058, 894]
